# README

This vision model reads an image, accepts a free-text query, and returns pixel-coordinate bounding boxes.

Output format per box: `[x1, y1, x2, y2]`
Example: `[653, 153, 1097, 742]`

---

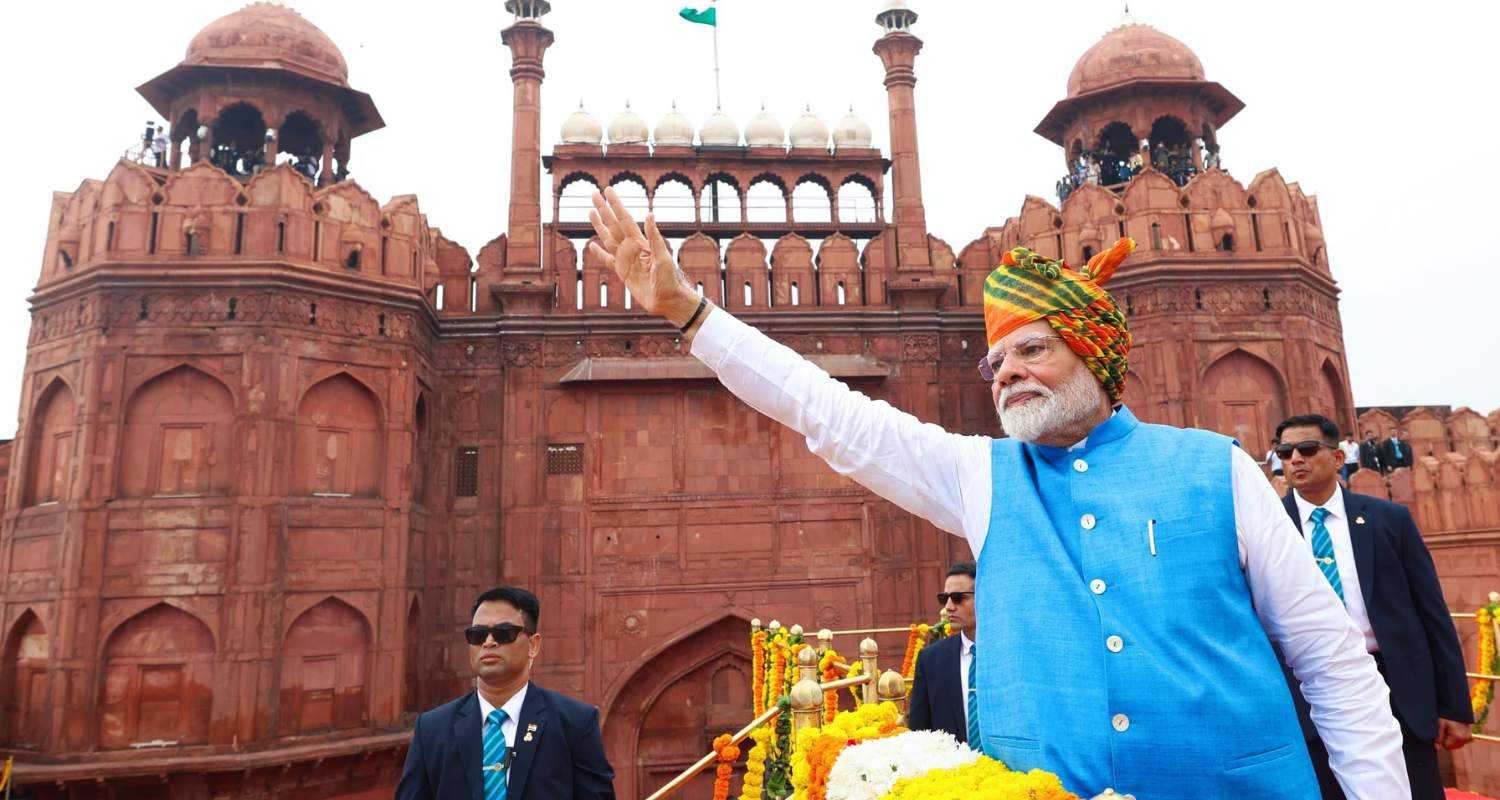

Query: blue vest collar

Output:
[1028, 405, 1139, 464]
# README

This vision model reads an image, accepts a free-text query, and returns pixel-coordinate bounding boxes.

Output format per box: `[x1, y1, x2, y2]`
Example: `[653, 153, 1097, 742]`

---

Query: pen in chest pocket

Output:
[1148, 518, 1157, 557]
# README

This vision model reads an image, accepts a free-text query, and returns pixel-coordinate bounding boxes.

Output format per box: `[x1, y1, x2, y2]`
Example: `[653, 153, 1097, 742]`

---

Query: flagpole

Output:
[711, 0, 721, 109]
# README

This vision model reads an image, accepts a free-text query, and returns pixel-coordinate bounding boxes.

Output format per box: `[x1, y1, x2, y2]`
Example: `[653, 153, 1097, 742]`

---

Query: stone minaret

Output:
[500, 0, 555, 276]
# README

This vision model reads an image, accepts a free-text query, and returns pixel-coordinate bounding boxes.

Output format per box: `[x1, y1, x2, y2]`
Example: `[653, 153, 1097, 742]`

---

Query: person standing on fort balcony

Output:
[1275, 413, 1471, 800]
[1361, 430, 1385, 473]
[585, 187, 1405, 799]
[908, 562, 978, 746]
[1381, 428, 1415, 473]
[398, 587, 616, 800]
[1339, 432, 1361, 481]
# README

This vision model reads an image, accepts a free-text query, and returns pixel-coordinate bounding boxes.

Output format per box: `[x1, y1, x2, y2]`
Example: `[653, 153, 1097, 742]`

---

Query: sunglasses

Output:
[1273, 440, 1338, 460]
[464, 623, 533, 647]
[937, 591, 974, 605]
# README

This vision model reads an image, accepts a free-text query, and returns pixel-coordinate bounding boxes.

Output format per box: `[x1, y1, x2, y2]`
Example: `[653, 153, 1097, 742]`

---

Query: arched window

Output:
[742, 281, 753, 306]
[791, 178, 832, 223]
[653, 175, 696, 223]
[118, 366, 235, 498]
[99, 605, 214, 749]
[698, 177, 741, 224]
[279, 599, 371, 734]
[556, 174, 600, 224]
[208, 102, 269, 176]
[836, 282, 847, 305]
[745, 177, 787, 224]
[292, 374, 384, 498]
[1094, 122, 1137, 186]
[24, 380, 76, 507]
[413, 393, 430, 505]
[1150, 116, 1195, 186]
[607, 175, 648, 219]
[837, 179, 878, 223]
[3, 611, 49, 747]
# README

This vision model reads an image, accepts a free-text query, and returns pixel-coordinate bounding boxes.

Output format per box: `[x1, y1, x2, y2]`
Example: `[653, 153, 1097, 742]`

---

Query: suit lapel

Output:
[945, 638, 966, 733]
[1340, 487, 1377, 609]
[507, 683, 550, 799]
[452, 692, 485, 800]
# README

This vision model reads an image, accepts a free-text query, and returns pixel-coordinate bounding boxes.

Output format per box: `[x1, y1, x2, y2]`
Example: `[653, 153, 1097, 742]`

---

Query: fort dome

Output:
[1067, 23, 1203, 98]
[184, 3, 349, 87]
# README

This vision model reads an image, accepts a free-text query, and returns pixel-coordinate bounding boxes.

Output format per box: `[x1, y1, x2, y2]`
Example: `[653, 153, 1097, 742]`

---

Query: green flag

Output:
[679, 6, 716, 26]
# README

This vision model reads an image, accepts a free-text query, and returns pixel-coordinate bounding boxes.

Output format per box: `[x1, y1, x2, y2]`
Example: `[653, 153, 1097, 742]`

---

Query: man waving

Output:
[586, 188, 1404, 799]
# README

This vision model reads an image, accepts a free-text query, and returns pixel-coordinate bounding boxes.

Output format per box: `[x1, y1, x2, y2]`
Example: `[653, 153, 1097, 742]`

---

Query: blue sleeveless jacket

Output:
[974, 407, 1317, 798]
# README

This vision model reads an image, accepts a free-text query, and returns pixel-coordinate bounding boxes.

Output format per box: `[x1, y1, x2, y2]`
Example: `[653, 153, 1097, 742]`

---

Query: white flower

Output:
[825, 730, 980, 800]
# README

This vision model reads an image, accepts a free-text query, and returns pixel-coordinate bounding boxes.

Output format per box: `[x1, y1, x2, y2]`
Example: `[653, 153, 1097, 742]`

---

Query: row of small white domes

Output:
[560, 103, 873, 149]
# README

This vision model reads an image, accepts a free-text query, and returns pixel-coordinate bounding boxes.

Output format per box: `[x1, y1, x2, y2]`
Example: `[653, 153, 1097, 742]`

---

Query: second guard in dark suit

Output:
[398, 587, 615, 800]
[1359, 431, 1384, 473]
[1275, 415, 1472, 800]
[1380, 430, 1415, 473]
[908, 562, 979, 747]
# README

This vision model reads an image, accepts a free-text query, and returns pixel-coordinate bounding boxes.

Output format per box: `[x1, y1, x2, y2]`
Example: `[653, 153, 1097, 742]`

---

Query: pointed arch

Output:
[23, 377, 77, 507]
[745, 173, 788, 223]
[98, 603, 214, 749]
[3, 609, 50, 747]
[292, 372, 385, 498]
[413, 390, 431, 506]
[602, 611, 756, 799]
[279, 596, 372, 734]
[652, 172, 696, 223]
[118, 365, 236, 498]
[403, 596, 422, 715]
[1318, 358, 1352, 432]
[1200, 348, 1287, 450]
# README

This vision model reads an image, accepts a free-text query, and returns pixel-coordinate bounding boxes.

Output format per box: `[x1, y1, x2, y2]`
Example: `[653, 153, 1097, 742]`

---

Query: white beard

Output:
[996, 366, 1104, 443]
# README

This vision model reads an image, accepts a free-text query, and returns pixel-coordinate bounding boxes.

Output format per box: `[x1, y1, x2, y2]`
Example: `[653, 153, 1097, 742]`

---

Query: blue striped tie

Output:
[1309, 508, 1344, 603]
[966, 644, 981, 751]
[482, 708, 509, 800]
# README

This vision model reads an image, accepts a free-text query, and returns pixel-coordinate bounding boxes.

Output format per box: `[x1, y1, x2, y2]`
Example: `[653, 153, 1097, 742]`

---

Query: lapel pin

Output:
[1355, 516, 1366, 525]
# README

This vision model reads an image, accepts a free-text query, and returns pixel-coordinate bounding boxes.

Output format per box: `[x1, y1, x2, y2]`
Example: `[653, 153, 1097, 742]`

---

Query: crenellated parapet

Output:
[37, 160, 459, 305]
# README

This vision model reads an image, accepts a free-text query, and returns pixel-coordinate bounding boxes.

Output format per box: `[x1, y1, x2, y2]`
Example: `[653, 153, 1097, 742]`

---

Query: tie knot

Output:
[1311, 507, 1329, 524]
[488, 708, 508, 728]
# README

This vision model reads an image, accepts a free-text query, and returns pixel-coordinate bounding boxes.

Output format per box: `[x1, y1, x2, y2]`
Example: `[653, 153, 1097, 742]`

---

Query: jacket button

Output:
[1112, 713, 1130, 732]
[1089, 579, 1107, 595]
[1106, 635, 1123, 653]
[1073, 459, 1088, 473]
[1080, 513, 1096, 530]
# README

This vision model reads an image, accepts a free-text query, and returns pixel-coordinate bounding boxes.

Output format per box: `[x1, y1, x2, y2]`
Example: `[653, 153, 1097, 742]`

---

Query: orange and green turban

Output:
[982, 237, 1136, 400]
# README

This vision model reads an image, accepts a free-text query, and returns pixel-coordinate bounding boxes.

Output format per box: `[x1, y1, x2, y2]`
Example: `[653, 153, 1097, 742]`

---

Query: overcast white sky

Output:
[1, 1, 1496, 438]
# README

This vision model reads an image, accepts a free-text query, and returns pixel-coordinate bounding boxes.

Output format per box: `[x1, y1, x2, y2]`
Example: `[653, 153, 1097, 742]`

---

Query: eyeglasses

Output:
[1273, 440, 1338, 460]
[937, 591, 974, 605]
[977, 335, 1064, 382]
[464, 623, 533, 646]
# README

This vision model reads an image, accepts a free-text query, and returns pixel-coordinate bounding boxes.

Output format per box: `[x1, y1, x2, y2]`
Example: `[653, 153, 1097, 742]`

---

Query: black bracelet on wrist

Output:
[679, 296, 709, 333]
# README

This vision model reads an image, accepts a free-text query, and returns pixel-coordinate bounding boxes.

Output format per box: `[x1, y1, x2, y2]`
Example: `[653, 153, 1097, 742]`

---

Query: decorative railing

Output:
[645, 618, 937, 800]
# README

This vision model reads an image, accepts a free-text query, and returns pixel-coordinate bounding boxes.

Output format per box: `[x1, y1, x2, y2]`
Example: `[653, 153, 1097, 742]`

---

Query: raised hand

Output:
[587, 187, 702, 328]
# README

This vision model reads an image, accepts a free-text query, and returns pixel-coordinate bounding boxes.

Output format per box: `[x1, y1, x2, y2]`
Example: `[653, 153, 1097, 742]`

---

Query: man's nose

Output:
[997, 352, 1031, 388]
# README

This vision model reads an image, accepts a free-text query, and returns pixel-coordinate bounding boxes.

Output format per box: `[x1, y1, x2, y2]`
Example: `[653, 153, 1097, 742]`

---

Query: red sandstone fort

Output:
[2, 2, 1499, 798]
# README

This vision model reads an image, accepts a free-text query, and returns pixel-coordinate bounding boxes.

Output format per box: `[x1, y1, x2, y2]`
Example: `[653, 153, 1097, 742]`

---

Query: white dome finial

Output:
[699, 109, 741, 146]
[833, 107, 872, 150]
[745, 105, 786, 148]
[790, 107, 829, 150]
[560, 102, 603, 145]
[607, 104, 648, 145]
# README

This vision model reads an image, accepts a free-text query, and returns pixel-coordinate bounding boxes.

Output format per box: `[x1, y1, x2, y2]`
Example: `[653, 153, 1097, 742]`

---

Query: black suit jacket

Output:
[906, 634, 967, 743]
[397, 683, 616, 800]
[1359, 438, 1384, 471]
[1379, 437, 1414, 470]
[1280, 487, 1472, 742]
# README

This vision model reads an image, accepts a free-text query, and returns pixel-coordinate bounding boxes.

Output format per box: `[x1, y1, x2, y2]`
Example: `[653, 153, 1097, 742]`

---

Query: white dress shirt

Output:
[690, 307, 1407, 798]
[958, 632, 975, 734]
[1340, 441, 1361, 466]
[1294, 489, 1379, 653]
[476, 682, 529, 778]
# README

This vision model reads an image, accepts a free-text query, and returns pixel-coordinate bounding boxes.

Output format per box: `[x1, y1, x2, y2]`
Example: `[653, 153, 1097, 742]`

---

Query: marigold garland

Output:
[751, 629, 768, 717]
[818, 647, 841, 723]
[900, 624, 921, 679]
[1472, 601, 1500, 733]
[768, 631, 789, 711]
[788, 701, 904, 800]
[711, 733, 741, 800]
[882, 758, 1080, 800]
[737, 725, 772, 800]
